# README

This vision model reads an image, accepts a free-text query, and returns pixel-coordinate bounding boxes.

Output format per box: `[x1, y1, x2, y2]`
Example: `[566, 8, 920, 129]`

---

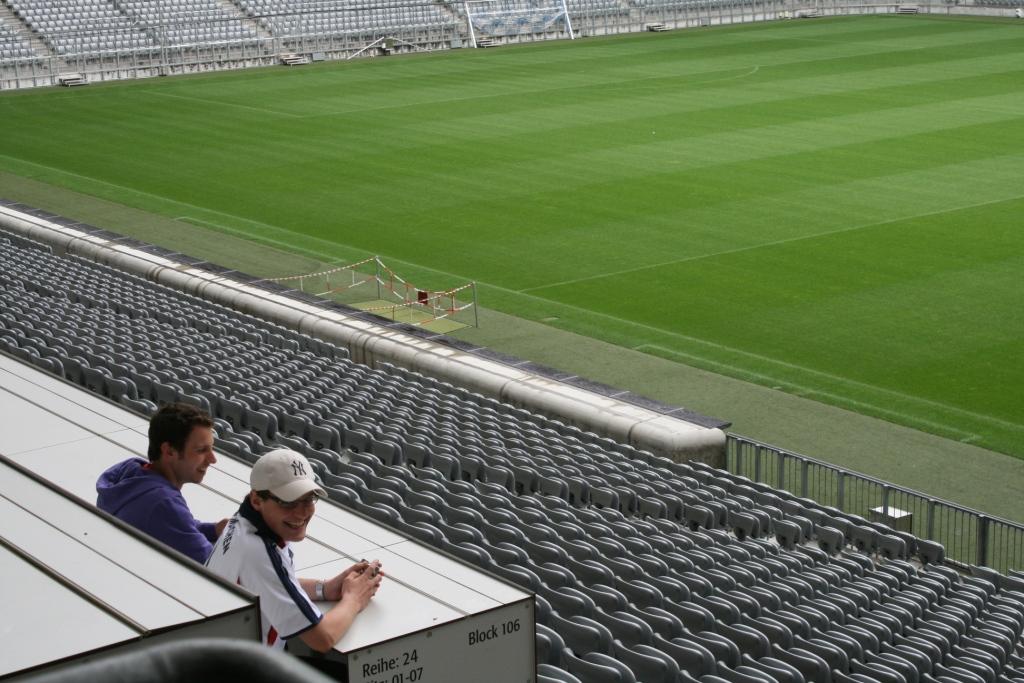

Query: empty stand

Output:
[4, 0, 154, 55]
[117, 0, 258, 47]
[2, 231, 1024, 683]
[0, 15, 35, 58]
[235, 0, 454, 38]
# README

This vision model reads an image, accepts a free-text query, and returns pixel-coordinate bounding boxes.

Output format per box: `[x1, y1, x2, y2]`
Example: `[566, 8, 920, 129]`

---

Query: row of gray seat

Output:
[2, 233, 1023, 683]
[224, 431, 1024, 683]
[0, 17, 35, 58]
[0, 0, 455, 58]
[237, 0, 455, 35]
[4, 0, 156, 55]
[628, 0, 762, 7]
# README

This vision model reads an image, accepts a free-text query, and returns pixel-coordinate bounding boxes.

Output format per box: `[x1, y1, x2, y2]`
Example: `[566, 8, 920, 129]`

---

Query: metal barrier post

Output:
[724, 433, 1024, 568]
[776, 450, 785, 490]
[472, 282, 479, 328]
[977, 515, 988, 567]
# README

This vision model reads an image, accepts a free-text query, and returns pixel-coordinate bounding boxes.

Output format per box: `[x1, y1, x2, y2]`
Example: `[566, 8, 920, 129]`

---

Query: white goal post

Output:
[463, 0, 575, 47]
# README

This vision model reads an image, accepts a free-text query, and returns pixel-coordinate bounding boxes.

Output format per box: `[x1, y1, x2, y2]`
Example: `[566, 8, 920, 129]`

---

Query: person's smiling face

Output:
[162, 425, 216, 489]
[251, 491, 319, 543]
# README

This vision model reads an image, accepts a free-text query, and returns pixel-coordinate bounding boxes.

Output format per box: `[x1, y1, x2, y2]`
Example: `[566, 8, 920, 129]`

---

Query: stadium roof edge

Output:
[0, 201, 727, 465]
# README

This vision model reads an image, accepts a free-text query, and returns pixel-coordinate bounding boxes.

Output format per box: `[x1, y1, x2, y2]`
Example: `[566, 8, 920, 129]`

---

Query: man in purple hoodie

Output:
[96, 403, 227, 563]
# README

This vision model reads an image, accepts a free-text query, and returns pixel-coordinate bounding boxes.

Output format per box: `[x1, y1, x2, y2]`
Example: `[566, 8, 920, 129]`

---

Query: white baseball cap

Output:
[251, 449, 326, 502]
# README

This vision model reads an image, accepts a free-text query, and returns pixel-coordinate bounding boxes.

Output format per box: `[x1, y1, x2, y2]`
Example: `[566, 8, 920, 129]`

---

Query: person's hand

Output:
[326, 560, 383, 601]
[341, 560, 370, 580]
[214, 518, 229, 538]
[359, 559, 383, 580]
[341, 562, 383, 612]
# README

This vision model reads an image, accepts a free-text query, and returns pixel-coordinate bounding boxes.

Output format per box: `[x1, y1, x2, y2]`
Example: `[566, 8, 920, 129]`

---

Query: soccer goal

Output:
[463, 0, 575, 47]
[263, 256, 479, 332]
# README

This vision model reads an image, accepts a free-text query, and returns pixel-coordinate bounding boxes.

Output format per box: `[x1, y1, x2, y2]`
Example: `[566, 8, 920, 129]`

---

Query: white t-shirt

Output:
[206, 505, 322, 648]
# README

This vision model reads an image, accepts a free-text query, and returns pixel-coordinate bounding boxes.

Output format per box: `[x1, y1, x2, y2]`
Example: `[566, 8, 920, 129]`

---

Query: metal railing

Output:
[726, 434, 1024, 573]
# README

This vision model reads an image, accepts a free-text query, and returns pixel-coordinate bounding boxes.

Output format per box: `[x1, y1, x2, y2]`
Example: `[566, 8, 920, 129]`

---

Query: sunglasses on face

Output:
[265, 492, 319, 509]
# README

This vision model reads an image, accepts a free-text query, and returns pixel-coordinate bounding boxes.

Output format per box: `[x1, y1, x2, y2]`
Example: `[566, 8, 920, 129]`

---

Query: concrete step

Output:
[58, 73, 88, 86]
[279, 53, 309, 65]
[221, 0, 274, 39]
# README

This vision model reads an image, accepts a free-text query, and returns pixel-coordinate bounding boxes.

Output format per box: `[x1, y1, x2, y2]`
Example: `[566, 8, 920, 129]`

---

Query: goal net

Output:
[463, 0, 575, 46]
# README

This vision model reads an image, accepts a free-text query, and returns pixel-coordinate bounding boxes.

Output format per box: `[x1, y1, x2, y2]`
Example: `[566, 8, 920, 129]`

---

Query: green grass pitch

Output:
[2, 15, 1023, 458]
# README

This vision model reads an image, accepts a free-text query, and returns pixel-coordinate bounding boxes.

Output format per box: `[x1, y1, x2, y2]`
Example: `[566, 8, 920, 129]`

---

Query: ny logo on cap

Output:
[291, 460, 307, 477]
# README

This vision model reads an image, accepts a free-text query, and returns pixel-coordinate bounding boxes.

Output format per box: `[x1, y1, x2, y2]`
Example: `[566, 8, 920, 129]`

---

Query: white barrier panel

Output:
[347, 601, 535, 683]
[0, 457, 260, 679]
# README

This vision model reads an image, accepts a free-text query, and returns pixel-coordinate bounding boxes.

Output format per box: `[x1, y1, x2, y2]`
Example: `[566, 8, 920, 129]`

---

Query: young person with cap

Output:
[206, 448, 383, 655]
[96, 403, 227, 563]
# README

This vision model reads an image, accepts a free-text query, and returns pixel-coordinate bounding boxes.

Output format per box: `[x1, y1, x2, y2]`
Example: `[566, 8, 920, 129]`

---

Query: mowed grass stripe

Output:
[538, 191, 1024, 398]
[145, 25, 1024, 120]
[6, 26, 1015, 174]
[2, 16, 1023, 457]
[3, 22, 1019, 266]
[324, 96, 1024, 283]
[505, 124, 1024, 287]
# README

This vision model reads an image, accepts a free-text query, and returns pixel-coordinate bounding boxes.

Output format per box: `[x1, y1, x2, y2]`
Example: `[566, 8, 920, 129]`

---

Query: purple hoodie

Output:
[96, 458, 218, 563]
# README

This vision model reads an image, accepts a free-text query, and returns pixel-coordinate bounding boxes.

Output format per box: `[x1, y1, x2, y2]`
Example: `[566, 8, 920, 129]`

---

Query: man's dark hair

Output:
[148, 403, 214, 461]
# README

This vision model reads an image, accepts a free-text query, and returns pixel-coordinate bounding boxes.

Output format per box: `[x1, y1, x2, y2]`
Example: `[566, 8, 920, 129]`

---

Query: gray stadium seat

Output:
[869, 650, 921, 683]
[707, 666, 772, 683]
[717, 621, 771, 659]
[816, 525, 845, 555]
[614, 642, 682, 683]
[691, 631, 740, 669]
[850, 659, 907, 683]
[538, 663, 582, 682]
[772, 646, 833, 683]
[918, 540, 946, 565]
[833, 673, 886, 683]
[563, 650, 637, 683]
[8, 231, 1024, 683]
[879, 534, 910, 560]
[849, 525, 880, 555]
[747, 656, 806, 683]
[548, 613, 613, 656]
[774, 519, 802, 550]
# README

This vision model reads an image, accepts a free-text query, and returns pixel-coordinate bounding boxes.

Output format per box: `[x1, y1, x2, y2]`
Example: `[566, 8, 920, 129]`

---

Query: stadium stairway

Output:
[3, 232, 1024, 683]
[0, 6, 47, 58]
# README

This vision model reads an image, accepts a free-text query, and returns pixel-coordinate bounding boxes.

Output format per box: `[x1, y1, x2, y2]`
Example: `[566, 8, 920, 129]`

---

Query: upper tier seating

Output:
[2, 232, 1023, 683]
[5, 0, 155, 55]
[233, 0, 454, 37]
[117, 0, 259, 46]
[0, 16, 36, 59]
[564, 0, 628, 20]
